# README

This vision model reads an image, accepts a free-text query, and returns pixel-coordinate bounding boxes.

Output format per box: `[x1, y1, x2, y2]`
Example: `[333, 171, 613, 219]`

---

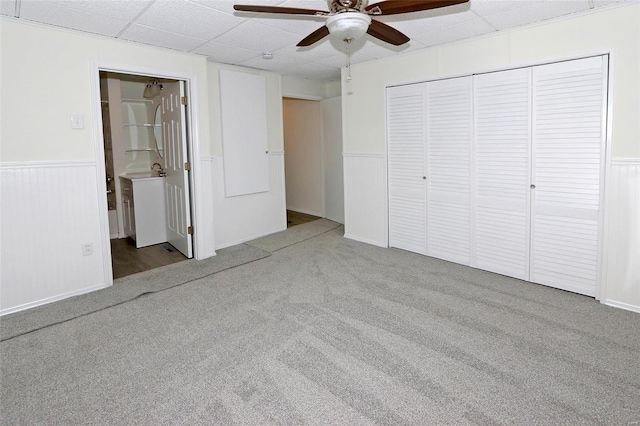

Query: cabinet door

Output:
[531, 56, 608, 296]
[122, 194, 136, 240]
[387, 84, 427, 254]
[473, 68, 532, 280]
[426, 76, 473, 265]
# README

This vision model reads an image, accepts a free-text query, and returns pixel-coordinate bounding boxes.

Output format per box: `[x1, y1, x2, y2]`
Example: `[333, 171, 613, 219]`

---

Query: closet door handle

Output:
[530, 184, 536, 189]
[423, 176, 427, 180]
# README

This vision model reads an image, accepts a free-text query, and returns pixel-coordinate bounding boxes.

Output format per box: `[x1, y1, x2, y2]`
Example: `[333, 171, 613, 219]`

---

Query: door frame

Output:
[89, 61, 203, 287]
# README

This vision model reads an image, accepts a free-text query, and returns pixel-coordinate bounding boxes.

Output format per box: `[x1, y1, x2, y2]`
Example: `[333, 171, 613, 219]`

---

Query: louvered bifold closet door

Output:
[426, 77, 472, 265]
[387, 84, 427, 254]
[473, 68, 532, 280]
[531, 56, 608, 297]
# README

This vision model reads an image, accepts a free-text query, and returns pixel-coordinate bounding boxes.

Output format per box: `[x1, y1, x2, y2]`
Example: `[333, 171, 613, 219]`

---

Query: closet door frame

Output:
[386, 83, 428, 255]
[384, 53, 612, 299]
[530, 55, 609, 297]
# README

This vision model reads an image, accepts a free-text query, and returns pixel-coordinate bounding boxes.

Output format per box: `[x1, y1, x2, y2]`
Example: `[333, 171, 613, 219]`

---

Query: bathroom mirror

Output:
[153, 104, 163, 158]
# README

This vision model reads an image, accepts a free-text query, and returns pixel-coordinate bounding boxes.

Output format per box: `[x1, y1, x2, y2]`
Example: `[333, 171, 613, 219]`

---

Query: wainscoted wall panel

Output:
[212, 152, 286, 249]
[343, 153, 387, 247]
[0, 162, 107, 315]
[604, 159, 640, 312]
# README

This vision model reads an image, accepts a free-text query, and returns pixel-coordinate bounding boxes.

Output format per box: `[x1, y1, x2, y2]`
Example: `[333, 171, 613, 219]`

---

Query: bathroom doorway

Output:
[99, 72, 193, 279]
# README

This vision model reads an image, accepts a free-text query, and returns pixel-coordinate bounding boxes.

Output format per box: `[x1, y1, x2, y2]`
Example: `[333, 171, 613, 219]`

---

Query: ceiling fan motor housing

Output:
[331, 0, 368, 14]
[326, 13, 372, 41]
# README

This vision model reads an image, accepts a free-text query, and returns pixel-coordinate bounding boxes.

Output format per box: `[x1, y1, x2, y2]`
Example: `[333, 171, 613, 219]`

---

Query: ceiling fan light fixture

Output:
[326, 13, 371, 41]
[143, 78, 163, 99]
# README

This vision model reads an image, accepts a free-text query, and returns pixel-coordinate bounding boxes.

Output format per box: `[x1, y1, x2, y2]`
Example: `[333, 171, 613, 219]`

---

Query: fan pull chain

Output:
[345, 38, 352, 82]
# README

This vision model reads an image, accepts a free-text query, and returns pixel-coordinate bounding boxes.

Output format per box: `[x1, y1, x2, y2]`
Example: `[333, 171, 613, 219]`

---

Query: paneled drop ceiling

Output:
[0, 0, 630, 81]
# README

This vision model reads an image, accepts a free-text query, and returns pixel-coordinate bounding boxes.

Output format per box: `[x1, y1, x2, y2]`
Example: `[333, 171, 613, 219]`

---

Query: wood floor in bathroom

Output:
[111, 210, 321, 279]
[111, 238, 187, 279]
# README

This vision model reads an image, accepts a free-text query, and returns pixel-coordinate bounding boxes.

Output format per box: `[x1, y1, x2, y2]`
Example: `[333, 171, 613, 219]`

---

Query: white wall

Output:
[283, 98, 324, 217]
[341, 4, 640, 311]
[322, 96, 344, 224]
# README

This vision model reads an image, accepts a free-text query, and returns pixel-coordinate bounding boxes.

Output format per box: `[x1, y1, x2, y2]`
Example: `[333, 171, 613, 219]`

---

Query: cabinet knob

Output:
[530, 184, 536, 189]
[423, 176, 427, 180]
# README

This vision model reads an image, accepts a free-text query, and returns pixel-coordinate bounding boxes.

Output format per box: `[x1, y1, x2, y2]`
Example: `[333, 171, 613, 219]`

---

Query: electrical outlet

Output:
[82, 243, 93, 256]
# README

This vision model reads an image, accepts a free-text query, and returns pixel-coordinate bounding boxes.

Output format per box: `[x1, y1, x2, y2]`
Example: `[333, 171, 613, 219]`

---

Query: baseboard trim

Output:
[215, 226, 287, 251]
[602, 299, 640, 314]
[0, 282, 111, 316]
[288, 208, 324, 218]
[344, 233, 388, 248]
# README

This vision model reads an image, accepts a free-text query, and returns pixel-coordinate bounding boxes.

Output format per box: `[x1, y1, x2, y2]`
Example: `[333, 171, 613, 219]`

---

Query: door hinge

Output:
[187, 226, 194, 235]
[184, 162, 191, 171]
[181, 96, 187, 106]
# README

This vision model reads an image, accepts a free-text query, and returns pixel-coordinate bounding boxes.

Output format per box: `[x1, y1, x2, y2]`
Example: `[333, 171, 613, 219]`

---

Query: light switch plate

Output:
[71, 114, 84, 129]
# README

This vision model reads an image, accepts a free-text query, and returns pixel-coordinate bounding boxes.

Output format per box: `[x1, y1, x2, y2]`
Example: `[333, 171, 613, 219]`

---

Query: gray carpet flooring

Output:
[1, 220, 639, 425]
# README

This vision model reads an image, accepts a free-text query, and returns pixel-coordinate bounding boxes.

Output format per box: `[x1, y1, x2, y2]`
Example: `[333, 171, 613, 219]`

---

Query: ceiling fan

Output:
[233, 0, 470, 47]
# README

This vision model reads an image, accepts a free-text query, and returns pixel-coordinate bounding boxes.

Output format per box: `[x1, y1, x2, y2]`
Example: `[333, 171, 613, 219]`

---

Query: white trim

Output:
[342, 152, 385, 159]
[344, 233, 388, 248]
[603, 300, 640, 314]
[215, 227, 287, 250]
[89, 66, 114, 290]
[90, 61, 204, 290]
[611, 157, 640, 165]
[599, 53, 614, 302]
[0, 160, 96, 169]
[385, 51, 615, 91]
[0, 283, 110, 316]
[282, 92, 324, 101]
[288, 208, 323, 217]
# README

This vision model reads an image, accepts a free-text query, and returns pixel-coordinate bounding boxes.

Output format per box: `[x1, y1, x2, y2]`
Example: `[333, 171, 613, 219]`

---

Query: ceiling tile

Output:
[136, 1, 242, 41]
[470, 0, 544, 17]
[483, 0, 591, 30]
[0, 0, 16, 16]
[382, 9, 478, 36]
[194, 41, 262, 63]
[40, 0, 152, 21]
[412, 17, 495, 46]
[5, 0, 632, 82]
[19, 1, 130, 37]
[274, 39, 342, 61]
[253, 15, 326, 36]
[281, 62, 340, 81]
[119, 24, 207, 51]
[238, 54, 301, 72]
[214, 20, 299, 51]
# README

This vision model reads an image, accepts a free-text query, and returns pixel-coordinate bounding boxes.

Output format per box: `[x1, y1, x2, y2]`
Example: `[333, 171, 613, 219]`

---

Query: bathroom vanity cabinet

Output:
[120, 175, 167, 248]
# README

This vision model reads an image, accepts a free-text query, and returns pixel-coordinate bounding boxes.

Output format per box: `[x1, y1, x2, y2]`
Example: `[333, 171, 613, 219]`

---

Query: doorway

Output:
[282, 96, 344, 228]
[99, 71, 193, 279]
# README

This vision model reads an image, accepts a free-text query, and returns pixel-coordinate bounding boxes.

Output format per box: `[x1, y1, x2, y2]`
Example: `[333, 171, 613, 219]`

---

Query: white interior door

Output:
[473, 68, 532, 280]
[426, 77, 473, 265]
[531, 56, 608, 296]
[387, 84, 428, 254]
[162, 80, 193, 258]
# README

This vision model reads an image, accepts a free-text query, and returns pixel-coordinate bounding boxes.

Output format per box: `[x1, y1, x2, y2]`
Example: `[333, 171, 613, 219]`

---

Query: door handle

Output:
[530, 184, 536, 189]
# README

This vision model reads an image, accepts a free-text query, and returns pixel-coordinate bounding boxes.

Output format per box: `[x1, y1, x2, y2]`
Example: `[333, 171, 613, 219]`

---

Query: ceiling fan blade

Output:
[297, 26, 330, 47]
[367, 19, 410, 46]
[233, 5, 329, 16]
[366, 0, 469, 16]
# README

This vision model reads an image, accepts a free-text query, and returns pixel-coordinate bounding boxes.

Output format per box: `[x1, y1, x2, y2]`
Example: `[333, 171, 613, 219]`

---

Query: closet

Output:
[387, 55, 608, 297]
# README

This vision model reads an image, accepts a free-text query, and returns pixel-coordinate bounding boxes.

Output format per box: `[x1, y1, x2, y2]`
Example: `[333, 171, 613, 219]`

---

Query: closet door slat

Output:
[473, 68, 532, 280]
[426, 77, 472, 265]
[387, 84, 427, 254]
[531, 56, 607, 297]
